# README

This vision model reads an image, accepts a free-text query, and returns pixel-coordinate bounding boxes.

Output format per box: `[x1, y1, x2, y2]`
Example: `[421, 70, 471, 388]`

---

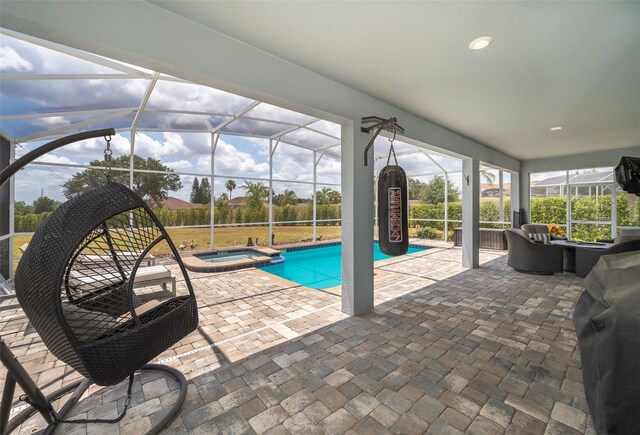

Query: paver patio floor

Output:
[1, 243, 593, 434]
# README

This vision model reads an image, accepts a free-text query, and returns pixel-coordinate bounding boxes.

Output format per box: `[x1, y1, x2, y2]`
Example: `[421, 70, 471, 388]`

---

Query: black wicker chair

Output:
[505, 229, 564, 275]
[575, 240, 640, 278]
[15, 182, 198, 386]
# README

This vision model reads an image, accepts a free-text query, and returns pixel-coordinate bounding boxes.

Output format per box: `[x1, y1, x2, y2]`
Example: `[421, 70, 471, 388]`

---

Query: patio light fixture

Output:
[469, 36, 493, 50]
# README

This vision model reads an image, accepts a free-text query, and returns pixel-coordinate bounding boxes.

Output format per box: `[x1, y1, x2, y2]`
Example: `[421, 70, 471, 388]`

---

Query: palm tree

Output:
[225, 179, 237, 199]
[316, 187, 332, 205]
[278, 188, 297, 206]
[480, 168, 496, 185]
[241, 181, 269, 209]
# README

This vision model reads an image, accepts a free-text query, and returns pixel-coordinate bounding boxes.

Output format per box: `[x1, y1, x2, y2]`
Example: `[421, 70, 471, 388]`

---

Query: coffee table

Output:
[550, 240, 613, 273]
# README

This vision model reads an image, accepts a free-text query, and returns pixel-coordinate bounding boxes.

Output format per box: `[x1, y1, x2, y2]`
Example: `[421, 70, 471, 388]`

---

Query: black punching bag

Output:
[378, 164, 409, 256]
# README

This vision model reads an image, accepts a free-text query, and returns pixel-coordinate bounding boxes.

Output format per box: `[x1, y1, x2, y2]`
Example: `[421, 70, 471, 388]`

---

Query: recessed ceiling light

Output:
[469, 36, 493, 50]
[550, 126, 563, 131]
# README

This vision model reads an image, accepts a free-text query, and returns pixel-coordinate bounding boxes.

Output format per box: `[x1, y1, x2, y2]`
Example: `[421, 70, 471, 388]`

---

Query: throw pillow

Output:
[529, 232, 551, 244]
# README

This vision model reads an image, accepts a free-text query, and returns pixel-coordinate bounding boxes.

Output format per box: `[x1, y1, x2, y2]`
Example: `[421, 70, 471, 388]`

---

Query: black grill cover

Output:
[573, 252, 640, 434]
[615, 156, 640, 194]
[377, 165, 408, 256]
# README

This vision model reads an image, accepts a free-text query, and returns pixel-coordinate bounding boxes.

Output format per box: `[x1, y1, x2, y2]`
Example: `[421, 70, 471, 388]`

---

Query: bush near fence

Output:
[15, 196, 636, 243]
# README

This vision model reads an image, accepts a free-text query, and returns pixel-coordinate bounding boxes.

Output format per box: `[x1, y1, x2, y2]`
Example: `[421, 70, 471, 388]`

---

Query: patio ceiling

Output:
[150, 1, 640, 161]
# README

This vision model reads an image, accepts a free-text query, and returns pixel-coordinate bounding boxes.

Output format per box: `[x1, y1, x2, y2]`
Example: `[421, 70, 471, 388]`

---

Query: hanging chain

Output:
[104, 135, 113, 182]
[386, 128, 399, 166]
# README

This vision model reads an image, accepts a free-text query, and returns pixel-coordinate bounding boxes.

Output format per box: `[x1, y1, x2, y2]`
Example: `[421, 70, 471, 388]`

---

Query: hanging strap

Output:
[386, 129, 398, 166]
[21, 374, 135, 426]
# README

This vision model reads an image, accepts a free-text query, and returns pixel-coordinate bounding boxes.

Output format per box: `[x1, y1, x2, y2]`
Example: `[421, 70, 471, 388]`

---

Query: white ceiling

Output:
[150, 1, 640, 161]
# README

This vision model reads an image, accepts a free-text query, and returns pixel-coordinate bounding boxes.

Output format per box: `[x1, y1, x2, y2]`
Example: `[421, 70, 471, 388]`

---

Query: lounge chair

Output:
[505, 228, 563, 274]
[68, 264, 176, 297]
[77, 251, 156, 267]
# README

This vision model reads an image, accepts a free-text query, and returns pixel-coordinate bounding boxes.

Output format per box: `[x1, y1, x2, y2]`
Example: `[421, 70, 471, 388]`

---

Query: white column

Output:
[313, 151, 317, 242]
[462, 158, 480, 268]
[511, 172, 520, 227]
[341, 120, 374, 316]
[444, 174, 449, 242]
[498, 170, 504, 229]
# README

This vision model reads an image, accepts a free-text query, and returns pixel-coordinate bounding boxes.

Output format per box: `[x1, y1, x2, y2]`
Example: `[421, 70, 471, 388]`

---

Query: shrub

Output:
[415, 227, 439, 239]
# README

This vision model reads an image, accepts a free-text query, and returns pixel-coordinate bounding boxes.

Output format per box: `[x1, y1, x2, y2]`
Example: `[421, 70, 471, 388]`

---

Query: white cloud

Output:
[0, 46, 33, 72]
[31, 116, 71, 128]
[165, 160, 193, 170]
[212, 139, 269, 177]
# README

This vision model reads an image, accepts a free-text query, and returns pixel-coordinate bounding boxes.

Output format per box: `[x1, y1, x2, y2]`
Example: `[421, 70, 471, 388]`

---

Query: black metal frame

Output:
[0, 128, 190, 434]
[360, 116, 404, 166]
[1, 337, 187, 434]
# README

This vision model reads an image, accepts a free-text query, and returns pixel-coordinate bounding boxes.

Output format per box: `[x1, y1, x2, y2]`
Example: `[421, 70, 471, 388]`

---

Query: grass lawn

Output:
[12, 225, 343, 268]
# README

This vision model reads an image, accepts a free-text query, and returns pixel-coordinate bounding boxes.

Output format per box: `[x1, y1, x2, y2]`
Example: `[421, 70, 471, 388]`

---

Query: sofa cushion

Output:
[613, 234, 640, 245]
[522, 224, 549, 234]
[529, 232, 551, 244]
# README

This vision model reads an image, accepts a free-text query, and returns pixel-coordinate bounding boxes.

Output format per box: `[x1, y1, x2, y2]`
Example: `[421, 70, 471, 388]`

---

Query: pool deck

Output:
[2, 239, 594, 434]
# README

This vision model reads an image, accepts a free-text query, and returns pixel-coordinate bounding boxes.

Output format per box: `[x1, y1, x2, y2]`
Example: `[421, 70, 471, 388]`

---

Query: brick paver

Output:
[2, 243, 595, 434]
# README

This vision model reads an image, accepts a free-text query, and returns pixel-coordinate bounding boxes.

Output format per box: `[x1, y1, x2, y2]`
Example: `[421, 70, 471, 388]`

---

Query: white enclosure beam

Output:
[0, 74, 148, 80]
[0, 27, 150, 76]
[210, 133, 219, 249]
[16, 109, 134, 143]
[269, 139, 274, 247]
[462, 158, 480, 268]
[131, 72, 160, 130]
[341, 121, 374, 316]
[0, 107, 139, 121]
[313, 151, 317, 242]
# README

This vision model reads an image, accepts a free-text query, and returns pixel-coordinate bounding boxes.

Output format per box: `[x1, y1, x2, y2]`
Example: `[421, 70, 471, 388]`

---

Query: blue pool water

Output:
[260, 243, 427, 290]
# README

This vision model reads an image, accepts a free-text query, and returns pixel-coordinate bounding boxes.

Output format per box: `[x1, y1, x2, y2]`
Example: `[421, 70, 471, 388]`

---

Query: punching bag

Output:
[378, 146, 409, 256]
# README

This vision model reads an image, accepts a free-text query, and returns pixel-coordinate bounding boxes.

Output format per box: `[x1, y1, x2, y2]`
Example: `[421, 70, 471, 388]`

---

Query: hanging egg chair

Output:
[15, 181, 198, 386]
[0, 130, 197, 434]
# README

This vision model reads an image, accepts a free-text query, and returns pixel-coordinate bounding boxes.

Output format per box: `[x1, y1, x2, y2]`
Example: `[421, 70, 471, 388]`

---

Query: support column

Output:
[462, 158, 480, 269]
[518, 170, 529, 226]
[341, 121, 374, 316]
[510, 172, 520, 227]
[498, 170, 504, 229]
[0, 136, 11, 280]
[444, 175, 449, 242]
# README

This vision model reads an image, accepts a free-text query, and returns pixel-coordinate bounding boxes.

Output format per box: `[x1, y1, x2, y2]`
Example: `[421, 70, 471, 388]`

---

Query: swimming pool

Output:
[260, 242, 428, 290]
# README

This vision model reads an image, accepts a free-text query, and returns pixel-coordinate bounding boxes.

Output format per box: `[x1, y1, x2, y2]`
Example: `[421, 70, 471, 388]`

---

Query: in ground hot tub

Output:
[182, 247, 282, 272]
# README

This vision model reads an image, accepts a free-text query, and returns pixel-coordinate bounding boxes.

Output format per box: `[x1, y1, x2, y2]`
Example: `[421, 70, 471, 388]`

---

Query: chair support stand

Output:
[0, 338, 187, 435]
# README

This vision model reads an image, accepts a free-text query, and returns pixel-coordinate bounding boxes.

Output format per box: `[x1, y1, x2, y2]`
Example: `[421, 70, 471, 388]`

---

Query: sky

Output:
[1, 30, 465, 205]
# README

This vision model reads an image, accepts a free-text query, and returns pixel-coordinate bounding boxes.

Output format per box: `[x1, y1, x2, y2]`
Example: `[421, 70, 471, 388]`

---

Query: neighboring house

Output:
[481, 183, 511, 198]
[151, 197, 209, 210]
[530, 172, 615, 198]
